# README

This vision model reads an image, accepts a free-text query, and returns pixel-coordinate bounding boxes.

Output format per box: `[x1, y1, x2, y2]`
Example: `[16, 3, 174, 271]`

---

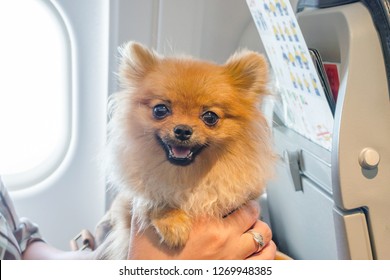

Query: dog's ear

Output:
[118, 41, 159, 87]
[224, 50, 269, 95]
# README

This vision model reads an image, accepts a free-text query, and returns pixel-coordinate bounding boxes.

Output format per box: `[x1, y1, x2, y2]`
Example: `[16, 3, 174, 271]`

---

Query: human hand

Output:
[127, 200, 276, 260]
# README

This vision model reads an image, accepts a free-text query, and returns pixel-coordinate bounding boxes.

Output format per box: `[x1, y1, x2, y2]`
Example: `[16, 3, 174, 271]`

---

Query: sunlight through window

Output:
[0, 0, 71, 190]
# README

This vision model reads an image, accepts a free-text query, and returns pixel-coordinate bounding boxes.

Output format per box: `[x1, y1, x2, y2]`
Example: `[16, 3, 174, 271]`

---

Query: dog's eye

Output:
[201, 111, 219, 126]
[153, 104, 170, 119]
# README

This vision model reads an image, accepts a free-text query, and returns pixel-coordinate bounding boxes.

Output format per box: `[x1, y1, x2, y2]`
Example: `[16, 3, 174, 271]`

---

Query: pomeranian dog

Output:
[98, 41, 274, 259]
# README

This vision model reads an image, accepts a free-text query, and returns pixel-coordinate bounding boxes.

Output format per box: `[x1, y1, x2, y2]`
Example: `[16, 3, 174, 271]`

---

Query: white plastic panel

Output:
[267, 127, 338, 259]
[333, 207, 372, 259]
[267, 164, 338, 259]
[298, 2, 390, 260]
[112, 0, 256, 63]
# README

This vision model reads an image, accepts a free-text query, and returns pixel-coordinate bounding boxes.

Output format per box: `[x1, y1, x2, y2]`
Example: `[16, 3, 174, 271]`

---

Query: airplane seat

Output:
[297, 0, 390, 98]
[241, 0, 390, 259]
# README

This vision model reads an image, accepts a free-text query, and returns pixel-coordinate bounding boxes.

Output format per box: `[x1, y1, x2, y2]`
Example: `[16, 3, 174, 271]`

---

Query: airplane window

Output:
[0, 0, 71, 190]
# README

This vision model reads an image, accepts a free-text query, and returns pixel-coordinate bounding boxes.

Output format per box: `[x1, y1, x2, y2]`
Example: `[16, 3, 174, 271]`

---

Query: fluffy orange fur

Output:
[98, 42, 275, 259]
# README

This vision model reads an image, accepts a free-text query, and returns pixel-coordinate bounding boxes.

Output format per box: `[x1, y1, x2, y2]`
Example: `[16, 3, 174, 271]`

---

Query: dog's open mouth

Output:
[167, 144, 203, 165]
[169, 145, 193, 159]
[157, 136, 203, 166]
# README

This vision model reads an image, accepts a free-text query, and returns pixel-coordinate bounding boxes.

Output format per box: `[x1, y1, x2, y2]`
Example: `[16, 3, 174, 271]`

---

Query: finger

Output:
[239, 220, 272, 258]
[252, 219, 272, 243]
[223, 200, 260, 234]
[246, 240, 277, 260]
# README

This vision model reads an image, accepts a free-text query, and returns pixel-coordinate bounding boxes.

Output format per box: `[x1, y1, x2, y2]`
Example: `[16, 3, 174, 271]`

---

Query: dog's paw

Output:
[151, 209, 191, 248]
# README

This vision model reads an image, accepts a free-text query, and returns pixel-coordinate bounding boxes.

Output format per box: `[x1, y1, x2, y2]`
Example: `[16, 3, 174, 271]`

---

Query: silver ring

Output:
[247, 229, 264, 253]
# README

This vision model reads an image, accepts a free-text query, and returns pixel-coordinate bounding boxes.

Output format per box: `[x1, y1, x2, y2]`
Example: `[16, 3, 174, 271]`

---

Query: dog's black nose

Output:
[174, 125, 193, 141]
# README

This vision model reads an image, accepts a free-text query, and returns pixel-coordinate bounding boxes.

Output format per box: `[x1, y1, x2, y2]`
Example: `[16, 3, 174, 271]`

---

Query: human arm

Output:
[22, 240, 97, 260]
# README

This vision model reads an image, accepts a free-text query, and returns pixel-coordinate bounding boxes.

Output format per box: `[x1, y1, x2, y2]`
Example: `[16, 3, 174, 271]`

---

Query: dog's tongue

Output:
[171, 146, 191, 158]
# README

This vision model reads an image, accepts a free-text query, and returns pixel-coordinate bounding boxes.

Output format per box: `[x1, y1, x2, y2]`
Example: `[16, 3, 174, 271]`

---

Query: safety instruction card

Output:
[246, 0, 334, 150]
